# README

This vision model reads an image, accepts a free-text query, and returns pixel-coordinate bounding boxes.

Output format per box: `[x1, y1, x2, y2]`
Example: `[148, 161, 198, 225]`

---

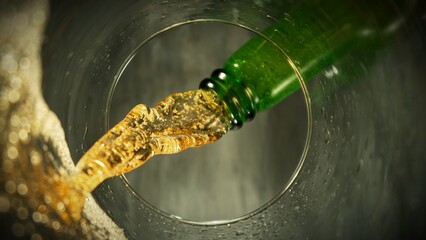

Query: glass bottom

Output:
[108, 21, 309, 223]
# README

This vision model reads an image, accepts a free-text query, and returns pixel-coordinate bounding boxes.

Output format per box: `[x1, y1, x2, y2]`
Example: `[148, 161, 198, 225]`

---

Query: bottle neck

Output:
[201, 0, 412, 129]
[200, 69, 257, 129]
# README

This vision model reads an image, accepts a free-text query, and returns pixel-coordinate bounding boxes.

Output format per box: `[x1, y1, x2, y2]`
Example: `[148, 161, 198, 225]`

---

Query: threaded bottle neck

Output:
[199, 69, 258, 129]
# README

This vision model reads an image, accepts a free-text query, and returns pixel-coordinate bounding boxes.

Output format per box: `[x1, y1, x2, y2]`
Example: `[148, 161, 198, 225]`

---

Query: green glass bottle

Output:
[200, 0, 410, 128]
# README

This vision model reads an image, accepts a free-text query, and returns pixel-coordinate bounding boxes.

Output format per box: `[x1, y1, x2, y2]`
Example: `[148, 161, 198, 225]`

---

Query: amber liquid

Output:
[1, 88, 230, 238]
[62, 89, 231, 220]
[0, 2, 231, 236]
[1, 1, 234, 237]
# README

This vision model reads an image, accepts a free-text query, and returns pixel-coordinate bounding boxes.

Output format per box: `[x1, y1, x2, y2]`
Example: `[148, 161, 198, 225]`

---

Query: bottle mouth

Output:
[106, 19, 312, 225]
[199, 68, 257, 130]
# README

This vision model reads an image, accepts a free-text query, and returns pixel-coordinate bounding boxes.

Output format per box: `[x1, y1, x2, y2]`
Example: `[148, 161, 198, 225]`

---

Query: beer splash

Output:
[66, 89, 231, 219]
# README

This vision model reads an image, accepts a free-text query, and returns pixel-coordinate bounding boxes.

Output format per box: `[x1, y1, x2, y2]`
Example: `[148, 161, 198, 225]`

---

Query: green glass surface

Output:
[202, 0, 409, 127]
